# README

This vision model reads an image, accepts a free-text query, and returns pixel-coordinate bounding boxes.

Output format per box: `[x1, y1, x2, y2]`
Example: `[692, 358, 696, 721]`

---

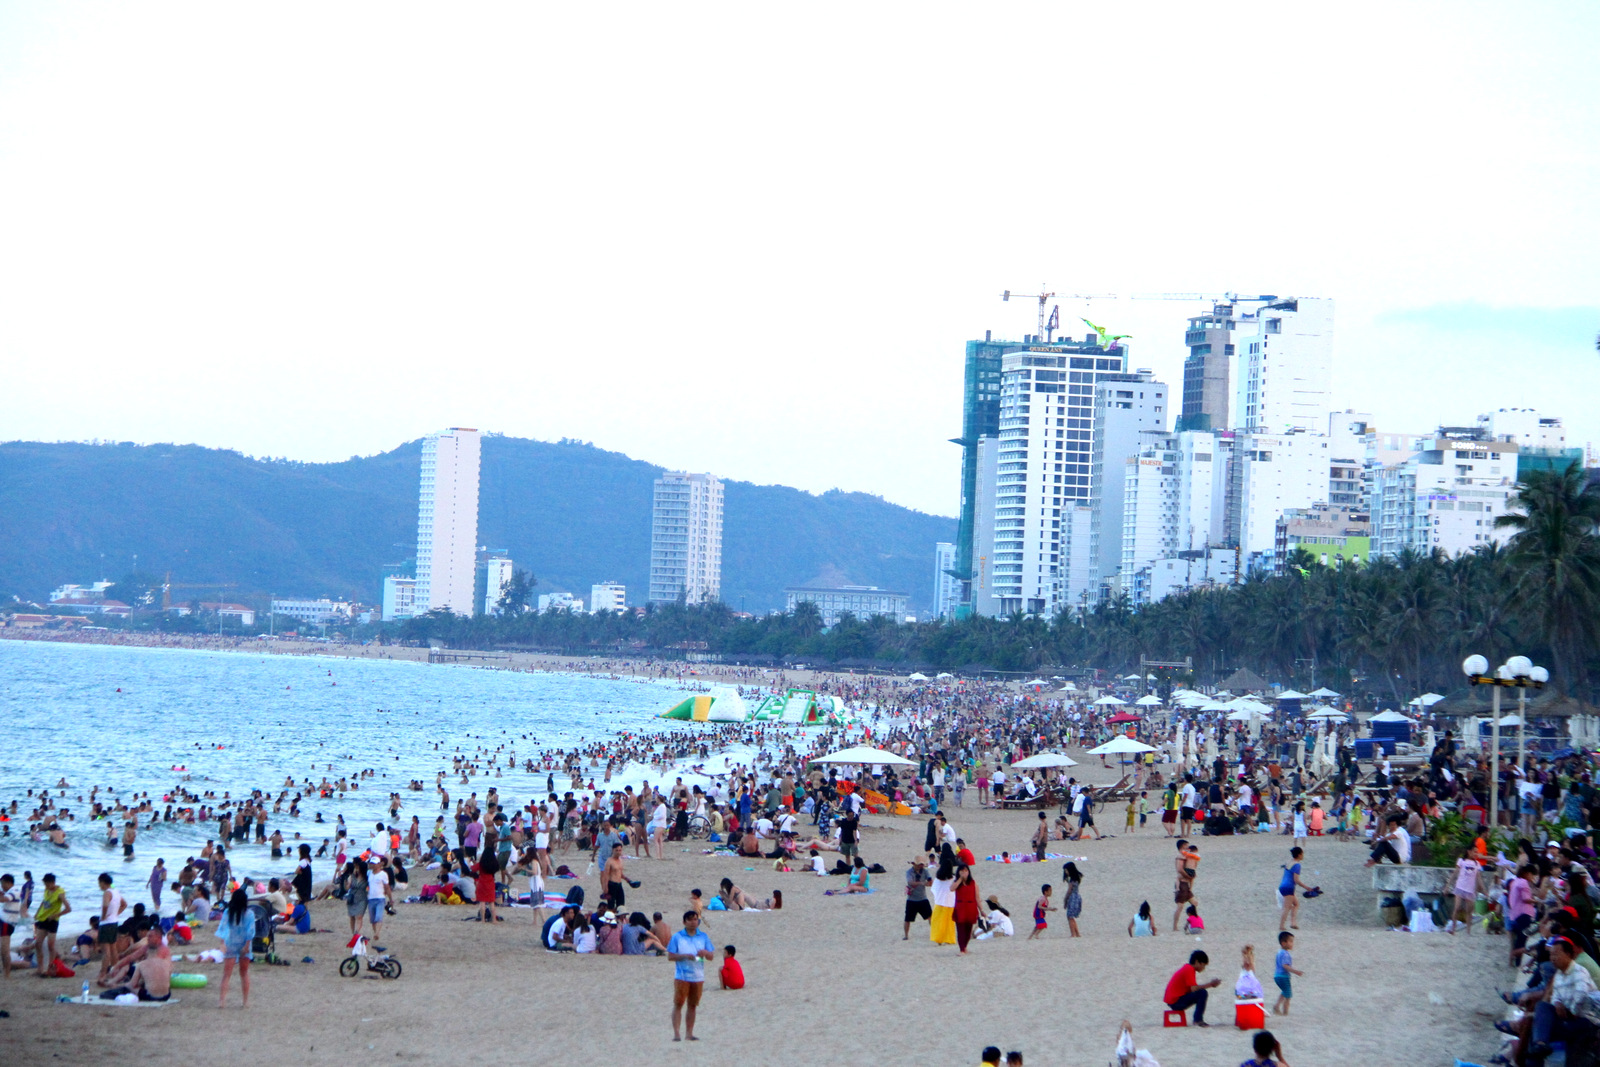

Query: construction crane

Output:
[1002, 286, 1116, 342]
[1130, 292, 1278, 304]
[161, 572, 237, 610]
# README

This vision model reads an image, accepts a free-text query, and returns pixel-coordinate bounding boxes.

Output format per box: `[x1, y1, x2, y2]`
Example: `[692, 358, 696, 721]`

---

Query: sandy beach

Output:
[1, 752, 1503, 1067]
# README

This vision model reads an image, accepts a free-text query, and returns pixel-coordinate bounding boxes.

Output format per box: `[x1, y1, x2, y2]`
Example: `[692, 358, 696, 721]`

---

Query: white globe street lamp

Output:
[1463, 653, 1548, 829]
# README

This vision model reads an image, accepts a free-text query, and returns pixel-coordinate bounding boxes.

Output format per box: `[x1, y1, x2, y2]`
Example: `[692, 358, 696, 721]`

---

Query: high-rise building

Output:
[537, 592, 584, 614]
[414, 428, 482, 616]
[970, 435, 1002, 618]
[1373, 429, 1519, 559]
[649, 472, 723, 605]
[932, 543, 959, 620]
[950, 337, 1020, 613]
[1088, 370, 1169, 591]
[1225, 429, 1335, 571]
[1177, 300, 1266, 432]
[1118, 430, 1230, 593]
[1234, 297, 1334, 433]
[985, 333, 1146, 616]
[481, 554, 514, 615]
[591, 582, 627, 613]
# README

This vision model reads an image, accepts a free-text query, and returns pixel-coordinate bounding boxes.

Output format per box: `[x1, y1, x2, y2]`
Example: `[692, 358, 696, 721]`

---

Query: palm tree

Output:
[1495, 460, 1600, 693]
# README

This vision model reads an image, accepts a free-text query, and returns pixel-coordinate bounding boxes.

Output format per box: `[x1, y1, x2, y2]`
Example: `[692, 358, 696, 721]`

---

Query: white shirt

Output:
[369, 831, 390, 857]
[940, 823, 957, 846]
[650, 803, 669, 830]
[777, 813, 797, 835]
[367, 870, 389, 902]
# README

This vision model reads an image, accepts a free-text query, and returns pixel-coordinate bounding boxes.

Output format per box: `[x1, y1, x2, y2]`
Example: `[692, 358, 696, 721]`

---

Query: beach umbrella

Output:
[1105, 712, 1144, 724]
[1122, 673, 1142, 681]
[1309, 687, 1341, 698]
[1135, 695, 1163, 707]
[1412, 693, 1445, 707]
[1225, 709, 1257, 722]
[1093, 695, 1127, 706]
[1370, 710, 1415, 723]
[811, 744, 918, 767]
[935, 672, 955, 680]
[1058, 682, 1078, 692]
[1277, 689, 1310, 700]
[1087, 735, 1156, 755]
[908, 672, 929, 682]
[1012, 751, 1079, 769]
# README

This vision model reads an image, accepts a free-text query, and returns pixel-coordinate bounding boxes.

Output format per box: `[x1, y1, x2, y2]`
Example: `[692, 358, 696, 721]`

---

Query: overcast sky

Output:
[2, 3, 1596, 517]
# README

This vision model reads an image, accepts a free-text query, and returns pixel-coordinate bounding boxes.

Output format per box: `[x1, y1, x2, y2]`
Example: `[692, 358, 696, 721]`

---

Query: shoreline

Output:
[0, 629, 869, 693]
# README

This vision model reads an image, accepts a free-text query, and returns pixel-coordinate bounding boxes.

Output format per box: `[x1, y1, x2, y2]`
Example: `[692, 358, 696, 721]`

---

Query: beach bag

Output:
[52, 958, 75, 978]
[706, 897, 727, 911]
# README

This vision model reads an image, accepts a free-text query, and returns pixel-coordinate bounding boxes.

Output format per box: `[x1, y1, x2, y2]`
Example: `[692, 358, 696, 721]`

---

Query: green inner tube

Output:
[170, 973, 208, 988]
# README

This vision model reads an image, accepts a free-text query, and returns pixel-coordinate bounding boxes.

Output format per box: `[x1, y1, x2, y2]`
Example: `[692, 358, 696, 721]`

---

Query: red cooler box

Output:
[1235, 999, 1266, 1030]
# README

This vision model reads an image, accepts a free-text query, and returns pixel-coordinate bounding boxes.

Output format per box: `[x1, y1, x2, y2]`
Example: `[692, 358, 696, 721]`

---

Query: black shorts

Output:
[1180, 806, 1195, 821]
[123, 843, 134, 856]
[35, 918, 59, 934]
[904, 898, 933, 923]
[98, 922, 120, 945]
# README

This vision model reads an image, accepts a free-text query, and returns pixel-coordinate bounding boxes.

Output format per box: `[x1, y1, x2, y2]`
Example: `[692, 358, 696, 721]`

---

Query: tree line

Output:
[387, 464, 1600, 702]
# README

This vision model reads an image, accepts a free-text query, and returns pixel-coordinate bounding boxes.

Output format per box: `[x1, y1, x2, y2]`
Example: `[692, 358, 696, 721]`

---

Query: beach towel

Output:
[822, 888, 875, 896]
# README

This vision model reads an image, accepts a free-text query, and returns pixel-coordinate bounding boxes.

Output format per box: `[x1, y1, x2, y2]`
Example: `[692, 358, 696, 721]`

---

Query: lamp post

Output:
[1463, 654, 1547, 828]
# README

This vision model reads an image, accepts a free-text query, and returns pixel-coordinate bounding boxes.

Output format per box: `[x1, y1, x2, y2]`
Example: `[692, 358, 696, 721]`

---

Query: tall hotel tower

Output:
[650, 471, 724, 605]
[414, 428, 482, 616]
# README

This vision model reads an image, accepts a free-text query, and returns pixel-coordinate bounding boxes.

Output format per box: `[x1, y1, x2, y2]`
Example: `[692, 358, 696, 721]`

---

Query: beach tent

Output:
[1011, 752, 1079, 768]
[1086, 735, 1156, 755]
[908, 673, 930, 682]
[1408, 693, 1446, 708]
[1370, 710, 1416, 723]
[935, 672, 955, 680]
[812, 745, 918, 767]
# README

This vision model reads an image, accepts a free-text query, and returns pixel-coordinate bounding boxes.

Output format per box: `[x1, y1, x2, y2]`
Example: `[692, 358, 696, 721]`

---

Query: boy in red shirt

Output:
[719, 944, 744, 989]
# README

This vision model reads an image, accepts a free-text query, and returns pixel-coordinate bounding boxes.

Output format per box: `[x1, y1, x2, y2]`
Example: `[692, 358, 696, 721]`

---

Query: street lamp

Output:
[1462, 654, 1547, 829]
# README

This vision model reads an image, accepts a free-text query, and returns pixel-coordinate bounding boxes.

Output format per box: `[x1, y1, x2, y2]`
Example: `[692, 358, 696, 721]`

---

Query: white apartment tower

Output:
[1119, 429, 1227, 590]
[591, 582, 627, 613]
[987, 335, 1149, 617]
[414, 428, 482, 616]
[1234, 297, 1334, 433]
[932, 542, 959, 620]
[649, 472, 724, 604]
[1373, 431, 1519, 559]
[1088, 371, 1169, 590]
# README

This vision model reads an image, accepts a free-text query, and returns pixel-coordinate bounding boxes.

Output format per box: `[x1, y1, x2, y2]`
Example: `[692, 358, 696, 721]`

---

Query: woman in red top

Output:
[953, 865, 981, 954]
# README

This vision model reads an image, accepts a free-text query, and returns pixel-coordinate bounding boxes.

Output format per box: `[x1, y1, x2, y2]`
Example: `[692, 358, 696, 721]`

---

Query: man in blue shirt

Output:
[668, 910, 716, 1041]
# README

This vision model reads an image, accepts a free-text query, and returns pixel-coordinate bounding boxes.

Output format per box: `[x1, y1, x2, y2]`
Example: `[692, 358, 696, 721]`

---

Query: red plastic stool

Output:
[1163, 1010, 1188, 1028]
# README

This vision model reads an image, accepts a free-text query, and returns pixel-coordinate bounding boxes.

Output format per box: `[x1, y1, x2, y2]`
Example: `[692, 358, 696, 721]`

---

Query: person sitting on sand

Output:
[842, 856, 871, 893]
[98, 926, 171, 1001]
[718, 878, 753, 910]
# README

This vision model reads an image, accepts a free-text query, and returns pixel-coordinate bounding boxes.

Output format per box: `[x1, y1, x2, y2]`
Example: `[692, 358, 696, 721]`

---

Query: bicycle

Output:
[338, 934, 402, 979]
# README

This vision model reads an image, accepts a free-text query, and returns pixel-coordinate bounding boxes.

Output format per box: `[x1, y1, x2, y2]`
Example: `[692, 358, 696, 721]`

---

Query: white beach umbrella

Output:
[1012, 751, 1079, 769]
[1309, 687, 1341, 698]
[935, 672, 955, 680]
[1370, 710, 1415, 723]
[1135, 695, 1164, 706]
[811, 745, 918, 767]
[1086, 735, 1157, 755]
[908, 673, 929, 682]
[1094, 695, 1128, 706]
[1277, 689, 1310, 700]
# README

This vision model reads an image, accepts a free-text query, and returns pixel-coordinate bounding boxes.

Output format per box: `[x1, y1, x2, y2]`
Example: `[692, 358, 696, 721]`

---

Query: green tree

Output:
[1495, 460, 1600, 692]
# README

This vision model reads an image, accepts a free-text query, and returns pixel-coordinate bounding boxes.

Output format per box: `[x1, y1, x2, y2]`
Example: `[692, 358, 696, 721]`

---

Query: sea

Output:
[0, 639, 751, 925]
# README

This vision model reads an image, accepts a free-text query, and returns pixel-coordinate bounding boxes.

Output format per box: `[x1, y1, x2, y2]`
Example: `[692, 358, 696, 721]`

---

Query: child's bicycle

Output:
[339, 934, 402, 979]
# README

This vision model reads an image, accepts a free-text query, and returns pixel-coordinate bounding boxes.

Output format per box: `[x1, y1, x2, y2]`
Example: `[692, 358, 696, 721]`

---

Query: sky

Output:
[1, 3, 1596, 518]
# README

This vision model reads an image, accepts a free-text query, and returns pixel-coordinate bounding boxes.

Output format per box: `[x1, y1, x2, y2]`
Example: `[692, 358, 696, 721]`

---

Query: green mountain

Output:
[0, 437, 954, 613]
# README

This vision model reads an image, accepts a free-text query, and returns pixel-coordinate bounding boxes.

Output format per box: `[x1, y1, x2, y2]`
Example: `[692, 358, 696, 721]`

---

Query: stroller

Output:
[247, 902, 284, 965]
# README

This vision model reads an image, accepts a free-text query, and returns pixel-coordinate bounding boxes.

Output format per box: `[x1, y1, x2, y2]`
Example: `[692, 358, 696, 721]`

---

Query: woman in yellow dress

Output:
[930, 849, 957, 945]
